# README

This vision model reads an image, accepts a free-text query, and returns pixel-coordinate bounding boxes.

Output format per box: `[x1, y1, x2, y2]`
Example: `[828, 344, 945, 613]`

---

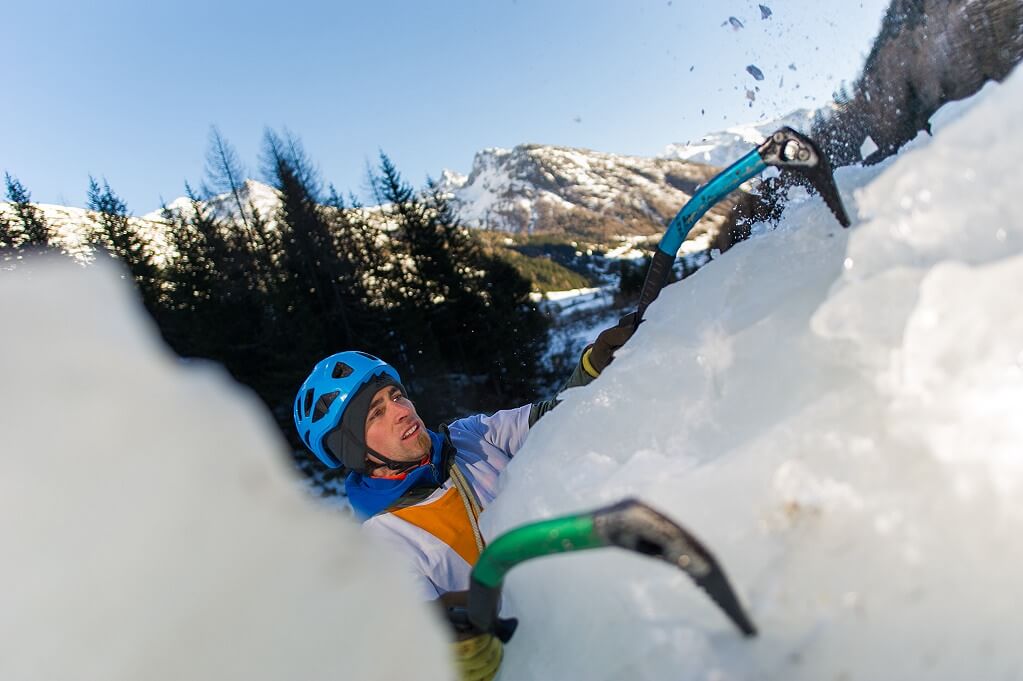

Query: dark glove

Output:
[582, 312, 639, 377]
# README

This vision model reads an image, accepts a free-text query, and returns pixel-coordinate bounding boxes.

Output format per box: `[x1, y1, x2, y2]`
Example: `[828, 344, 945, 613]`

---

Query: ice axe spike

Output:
[758, 127, 851, 228]
[634, 126, 851, 325]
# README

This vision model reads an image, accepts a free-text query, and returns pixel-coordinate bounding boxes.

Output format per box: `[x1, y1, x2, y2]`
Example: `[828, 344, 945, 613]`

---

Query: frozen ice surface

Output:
[485, 64, 1023, 680]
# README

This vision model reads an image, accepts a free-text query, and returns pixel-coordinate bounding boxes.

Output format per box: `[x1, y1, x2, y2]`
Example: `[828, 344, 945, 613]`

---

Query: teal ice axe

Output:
[455, 499, 757, 643]
[635, 127, 851, 323]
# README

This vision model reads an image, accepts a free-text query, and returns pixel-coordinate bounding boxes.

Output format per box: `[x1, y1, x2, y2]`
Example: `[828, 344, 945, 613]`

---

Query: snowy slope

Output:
[484, 70, 1023, 680]
[0, 201, 169, 262]
[661, 108, 817, 167]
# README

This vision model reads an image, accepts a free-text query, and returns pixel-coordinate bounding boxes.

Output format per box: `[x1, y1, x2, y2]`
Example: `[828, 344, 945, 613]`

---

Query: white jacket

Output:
[361, 404, 532, 600]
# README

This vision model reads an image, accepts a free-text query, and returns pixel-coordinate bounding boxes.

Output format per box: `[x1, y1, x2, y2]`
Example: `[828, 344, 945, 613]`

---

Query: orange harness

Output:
[391, 462, 485, 566]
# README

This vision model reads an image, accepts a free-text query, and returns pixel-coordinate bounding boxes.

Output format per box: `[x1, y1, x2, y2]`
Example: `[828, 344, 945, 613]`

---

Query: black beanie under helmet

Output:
[328, 373, 406, 472]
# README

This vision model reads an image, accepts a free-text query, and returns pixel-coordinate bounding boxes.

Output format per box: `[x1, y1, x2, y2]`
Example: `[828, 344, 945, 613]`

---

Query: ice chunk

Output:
[859, 135, 879, 159]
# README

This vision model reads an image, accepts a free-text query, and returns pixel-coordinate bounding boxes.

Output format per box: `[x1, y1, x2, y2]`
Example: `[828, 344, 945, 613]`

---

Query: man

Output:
[294, 315, 636, 681]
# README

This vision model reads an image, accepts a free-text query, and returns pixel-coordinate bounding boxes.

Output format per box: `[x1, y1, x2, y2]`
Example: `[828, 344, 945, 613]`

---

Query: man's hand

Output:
[436, 591, 505, 681]
[582, 312, 639, 377]
[452, 632, 503, 681]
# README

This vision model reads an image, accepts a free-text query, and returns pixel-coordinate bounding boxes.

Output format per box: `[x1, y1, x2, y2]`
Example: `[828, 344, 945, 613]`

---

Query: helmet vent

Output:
[312, 391, 340, 422]
[355, 351, 378, 361]
[332, 362, 354, 379]
[302, 389, 315, 418]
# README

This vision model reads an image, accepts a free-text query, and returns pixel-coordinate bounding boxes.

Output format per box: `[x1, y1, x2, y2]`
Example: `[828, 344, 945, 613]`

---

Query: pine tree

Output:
[202, 126, 253, 229]
[5, 173, 51, 249]
[160, 184, 227, 321]
[200, 128, 278, 292]
[244, 194, 282, 293]
[324, 185, 392, 347]
[262, 129, 376, 362]
[424, 180, 548, 404]
[87, 177, 160, 304]
[371, 154, 548, 416]
[0, 205, 15, 252]
[370, 154, 451, 387]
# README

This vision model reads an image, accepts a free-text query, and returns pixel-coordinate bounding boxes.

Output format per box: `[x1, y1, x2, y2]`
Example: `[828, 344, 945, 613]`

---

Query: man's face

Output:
[364, 385, 431, 473]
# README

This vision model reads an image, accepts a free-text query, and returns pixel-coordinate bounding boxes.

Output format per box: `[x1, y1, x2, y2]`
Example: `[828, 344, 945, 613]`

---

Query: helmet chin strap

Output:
[366, 446, 426, 474]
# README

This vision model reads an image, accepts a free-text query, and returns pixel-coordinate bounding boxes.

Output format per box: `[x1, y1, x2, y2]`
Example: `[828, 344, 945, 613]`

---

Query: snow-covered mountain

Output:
[436, 143, 732, 241]
[660, 108, 817, 167]
[150, 178, 282, 224]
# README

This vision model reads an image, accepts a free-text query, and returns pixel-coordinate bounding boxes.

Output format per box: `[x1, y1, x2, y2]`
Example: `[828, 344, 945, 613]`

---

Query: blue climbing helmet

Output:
[294, 351, 403, 471]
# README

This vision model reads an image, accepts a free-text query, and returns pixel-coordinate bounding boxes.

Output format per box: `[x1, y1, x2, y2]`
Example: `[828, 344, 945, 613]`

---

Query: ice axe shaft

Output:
[635, 127, 850, 324]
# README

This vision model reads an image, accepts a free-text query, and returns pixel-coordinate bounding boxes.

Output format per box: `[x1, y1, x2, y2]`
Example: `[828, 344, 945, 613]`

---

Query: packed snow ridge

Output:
[5, 68, 1023, 680]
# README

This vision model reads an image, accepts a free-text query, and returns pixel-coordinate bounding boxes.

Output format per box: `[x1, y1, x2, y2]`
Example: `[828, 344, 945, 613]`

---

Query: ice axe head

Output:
[757, 127, 851, 228]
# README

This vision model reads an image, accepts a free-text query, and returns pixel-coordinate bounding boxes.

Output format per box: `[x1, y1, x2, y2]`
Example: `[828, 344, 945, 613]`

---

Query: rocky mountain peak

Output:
[444, 142, 731, 241]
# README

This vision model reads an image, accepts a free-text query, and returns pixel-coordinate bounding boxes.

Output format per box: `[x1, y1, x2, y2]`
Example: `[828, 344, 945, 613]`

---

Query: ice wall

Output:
[485, 68, 1023, 680]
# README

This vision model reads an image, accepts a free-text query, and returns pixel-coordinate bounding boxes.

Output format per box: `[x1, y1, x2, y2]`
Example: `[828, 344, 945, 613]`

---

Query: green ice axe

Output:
[635, 127, 851, 323]
[463, 498, 757, 642]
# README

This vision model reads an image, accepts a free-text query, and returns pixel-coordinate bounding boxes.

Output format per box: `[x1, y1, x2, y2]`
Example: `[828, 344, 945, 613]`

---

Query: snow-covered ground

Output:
[3, 64, 1022, 680]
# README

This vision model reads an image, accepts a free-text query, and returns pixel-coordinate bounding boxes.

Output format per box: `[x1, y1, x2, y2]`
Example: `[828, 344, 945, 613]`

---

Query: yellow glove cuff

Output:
[580, 345, 600, 378]
[452, 633, 503, 681]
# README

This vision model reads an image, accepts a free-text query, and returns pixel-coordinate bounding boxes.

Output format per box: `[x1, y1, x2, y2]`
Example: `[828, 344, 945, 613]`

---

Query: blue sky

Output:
[3, 0, 890, 213]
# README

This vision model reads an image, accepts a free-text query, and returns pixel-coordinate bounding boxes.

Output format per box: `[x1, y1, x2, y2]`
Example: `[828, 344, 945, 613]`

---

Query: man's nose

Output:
[392, 399, 413, 420]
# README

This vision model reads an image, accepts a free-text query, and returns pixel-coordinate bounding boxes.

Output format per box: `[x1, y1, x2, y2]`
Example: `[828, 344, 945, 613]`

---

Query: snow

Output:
[0, 259, 452, 681]
[483, 65, 1023, 680]
[4, 62, 1023, 680]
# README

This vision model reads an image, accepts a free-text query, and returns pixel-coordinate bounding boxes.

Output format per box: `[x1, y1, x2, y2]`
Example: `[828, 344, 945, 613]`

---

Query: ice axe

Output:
[635, 127, 851, 324]
[461, 498, 757, 642]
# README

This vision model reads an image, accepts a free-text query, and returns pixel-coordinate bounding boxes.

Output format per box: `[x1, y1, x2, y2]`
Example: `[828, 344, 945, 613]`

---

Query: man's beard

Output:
[412, 429, 432, 457]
